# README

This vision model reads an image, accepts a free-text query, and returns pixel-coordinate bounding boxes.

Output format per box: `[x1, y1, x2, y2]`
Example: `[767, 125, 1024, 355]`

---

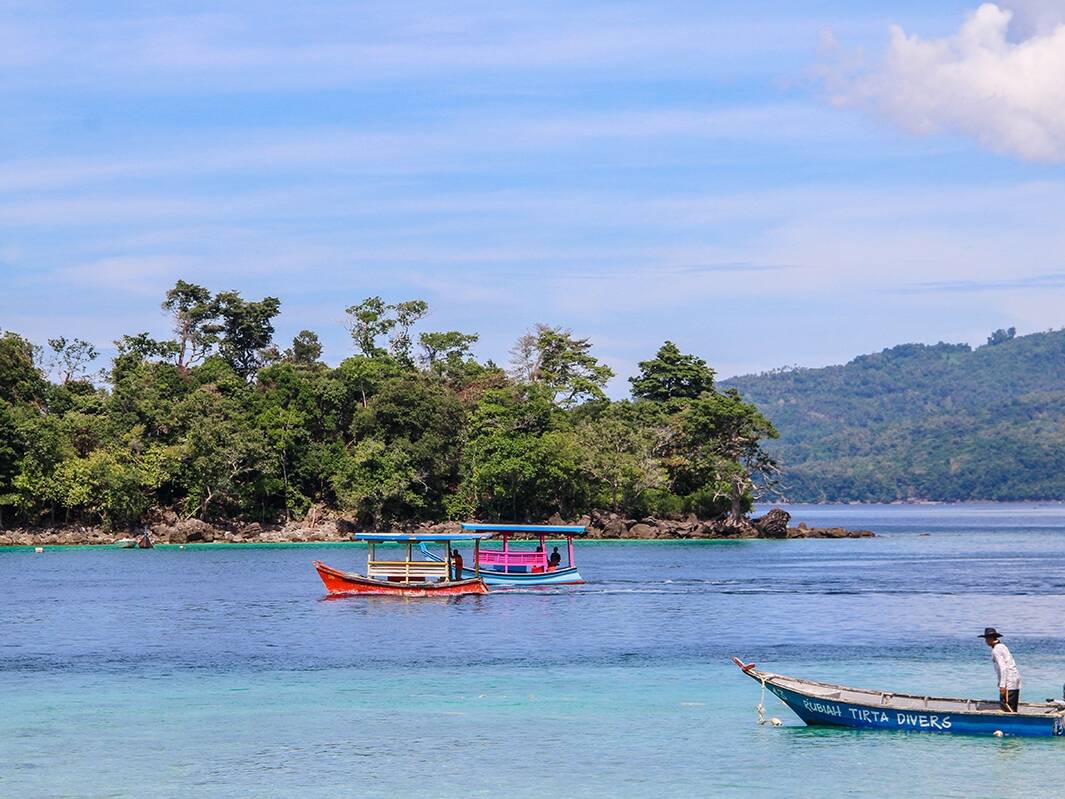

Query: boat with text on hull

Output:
[420, 523, 586, 586]
[733, 657, 1065, 738]
[315, 532, 490, 597]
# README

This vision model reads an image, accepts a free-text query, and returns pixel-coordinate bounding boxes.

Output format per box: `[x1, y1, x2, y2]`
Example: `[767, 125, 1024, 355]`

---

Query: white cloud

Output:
[829, 3, 1065, 161]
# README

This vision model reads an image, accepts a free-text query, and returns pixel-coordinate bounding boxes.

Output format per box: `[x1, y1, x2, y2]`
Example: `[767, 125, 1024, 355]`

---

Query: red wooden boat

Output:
[314, 532, 491, 597]
[314, 561, 487, 596]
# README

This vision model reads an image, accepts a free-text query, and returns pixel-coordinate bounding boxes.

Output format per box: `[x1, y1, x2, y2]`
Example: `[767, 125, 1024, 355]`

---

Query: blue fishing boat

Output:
[420, 523, 586, 586]
[733, 657, 1065, 738]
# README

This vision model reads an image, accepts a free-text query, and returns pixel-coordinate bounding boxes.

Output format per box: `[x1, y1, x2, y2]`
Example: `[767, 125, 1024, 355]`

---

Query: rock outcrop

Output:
[752, 508, 791, 538]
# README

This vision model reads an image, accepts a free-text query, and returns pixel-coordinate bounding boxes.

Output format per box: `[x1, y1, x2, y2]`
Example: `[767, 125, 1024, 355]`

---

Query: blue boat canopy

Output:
[461, 523, 587, 535]
[352, 532, 495, 542]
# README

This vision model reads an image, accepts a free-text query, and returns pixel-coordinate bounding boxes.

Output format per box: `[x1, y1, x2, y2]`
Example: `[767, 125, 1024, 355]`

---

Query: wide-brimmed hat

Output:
[979, 627, 1002, 639]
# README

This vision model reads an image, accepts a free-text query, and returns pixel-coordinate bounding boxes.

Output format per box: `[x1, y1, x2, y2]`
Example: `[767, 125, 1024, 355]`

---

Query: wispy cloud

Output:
[903, 272, 1065, 293]
[0, 3, 823, 91]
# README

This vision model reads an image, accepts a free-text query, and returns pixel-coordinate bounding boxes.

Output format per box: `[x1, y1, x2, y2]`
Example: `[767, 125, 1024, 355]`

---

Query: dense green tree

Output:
[575, 403, 668, 511]
[419, 330, 478, 367]
[0, 401, 24, 525]
[987, 327, 1017, 346]
[452, 383, 584, 520]
[675, 389, 779, 523]
[0, 331, 48, 406]
[177, 385, 275, 519]
[286, 330, 322, 365]
[512, 324, 614, 407]
[630, 341, 715, 402]
[215, 291, 281, 378]
[345, 376, 464, 520]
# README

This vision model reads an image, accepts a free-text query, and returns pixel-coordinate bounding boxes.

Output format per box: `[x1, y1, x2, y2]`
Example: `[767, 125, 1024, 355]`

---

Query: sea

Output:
[2, 503, 1064, 799]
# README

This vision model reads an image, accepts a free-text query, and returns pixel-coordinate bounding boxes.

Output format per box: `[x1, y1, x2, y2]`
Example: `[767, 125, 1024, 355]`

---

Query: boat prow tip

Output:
[731, 656, 756, 672]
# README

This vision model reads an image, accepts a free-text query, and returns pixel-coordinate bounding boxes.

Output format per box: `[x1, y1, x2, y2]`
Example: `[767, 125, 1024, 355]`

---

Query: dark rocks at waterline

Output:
[786, 522, 874, 539]
[0, 510, 874, 546]
[751, 508, 791, 538]
[408, 510, 872, 541]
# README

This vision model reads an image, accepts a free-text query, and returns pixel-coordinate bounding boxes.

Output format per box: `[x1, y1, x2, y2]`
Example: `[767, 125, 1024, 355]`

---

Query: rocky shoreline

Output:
[0, 508, 872, 546]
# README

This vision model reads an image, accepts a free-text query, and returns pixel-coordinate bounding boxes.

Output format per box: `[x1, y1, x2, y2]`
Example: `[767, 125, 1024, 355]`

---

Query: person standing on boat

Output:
[451, 548, 463, 581]
[981, 627, 1021, 712]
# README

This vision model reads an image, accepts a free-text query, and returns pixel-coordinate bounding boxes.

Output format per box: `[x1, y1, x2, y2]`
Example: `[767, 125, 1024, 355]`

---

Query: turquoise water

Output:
[3, 504, 1064, 798]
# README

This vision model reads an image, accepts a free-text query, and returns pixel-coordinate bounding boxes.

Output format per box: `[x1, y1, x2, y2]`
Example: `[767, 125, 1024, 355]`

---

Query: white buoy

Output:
[34, 546, 43, 553]
[993, 730, 1004, 737]
[770, 717, 783, 727]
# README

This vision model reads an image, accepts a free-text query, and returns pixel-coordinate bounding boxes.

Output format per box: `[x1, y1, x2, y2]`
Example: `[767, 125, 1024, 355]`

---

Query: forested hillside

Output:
[0, 282, 778, 530]
[723, 328, 1065, 502]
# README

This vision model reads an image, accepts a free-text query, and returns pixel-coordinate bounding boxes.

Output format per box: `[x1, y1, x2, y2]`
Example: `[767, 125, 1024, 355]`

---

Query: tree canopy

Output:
[0, 284, 775, 530]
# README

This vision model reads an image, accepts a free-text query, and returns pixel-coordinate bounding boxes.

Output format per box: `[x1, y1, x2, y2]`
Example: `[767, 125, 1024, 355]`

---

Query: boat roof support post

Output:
[474, 539, 480, 577]
[503, 533, 509, 573]
[567, 535, 575, 568]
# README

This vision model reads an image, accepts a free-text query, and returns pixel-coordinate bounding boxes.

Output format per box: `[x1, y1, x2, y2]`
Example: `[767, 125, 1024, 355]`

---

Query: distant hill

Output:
[722, 329, 1065, 502]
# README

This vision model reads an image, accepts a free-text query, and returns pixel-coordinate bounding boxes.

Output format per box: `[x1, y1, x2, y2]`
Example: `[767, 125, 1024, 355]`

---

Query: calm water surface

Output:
[2, 504, 1064, 798]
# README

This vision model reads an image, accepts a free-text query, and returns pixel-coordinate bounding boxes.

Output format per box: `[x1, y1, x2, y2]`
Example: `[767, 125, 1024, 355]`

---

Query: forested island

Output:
[724, 327, 1065, 502]
[1, 281, 833, 544]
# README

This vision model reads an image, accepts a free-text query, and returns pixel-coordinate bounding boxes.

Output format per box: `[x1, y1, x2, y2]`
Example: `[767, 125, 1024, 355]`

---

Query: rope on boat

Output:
[755, 675, 783, 727]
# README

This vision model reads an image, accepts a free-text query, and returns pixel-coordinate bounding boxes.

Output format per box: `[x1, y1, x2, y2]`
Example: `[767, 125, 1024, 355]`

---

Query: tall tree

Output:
[215, 291, 282, 379]
[162, 281, 220, 373]
[678, 389, 779, 523]
[630, 341, 715, 402]
[47, 337, 99, 384]
[345, 296, 396, 357]
[286, 330, 322, 365]
[511, 324, 614, 407]
[387, 300, 429, 365]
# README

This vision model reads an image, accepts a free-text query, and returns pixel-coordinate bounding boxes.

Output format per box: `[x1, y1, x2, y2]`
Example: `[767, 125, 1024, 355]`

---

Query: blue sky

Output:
[3, 0, 1065, 391]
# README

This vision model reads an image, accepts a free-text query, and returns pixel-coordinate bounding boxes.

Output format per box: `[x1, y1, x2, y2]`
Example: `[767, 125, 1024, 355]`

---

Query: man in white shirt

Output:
[981, 627, 1021, 712]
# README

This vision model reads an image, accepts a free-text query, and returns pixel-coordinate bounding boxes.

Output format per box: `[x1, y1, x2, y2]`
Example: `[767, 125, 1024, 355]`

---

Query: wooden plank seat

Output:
[367, 561, 449, 581]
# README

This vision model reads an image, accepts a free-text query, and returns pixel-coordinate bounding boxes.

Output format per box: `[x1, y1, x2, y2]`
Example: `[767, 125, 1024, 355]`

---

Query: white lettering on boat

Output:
[848, 708, 890, 723]
[802, 699, 843, 717]
[895, 713, 951, 729]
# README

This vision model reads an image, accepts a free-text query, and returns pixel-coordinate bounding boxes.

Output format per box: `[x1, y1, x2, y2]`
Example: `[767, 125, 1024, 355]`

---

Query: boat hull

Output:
[735, 659, 1065, 738]
[314, 561, 488, 597]
[419, 547, 583, 586]
[461, 565, 583, 586]
[766, 680, 1062, 737]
